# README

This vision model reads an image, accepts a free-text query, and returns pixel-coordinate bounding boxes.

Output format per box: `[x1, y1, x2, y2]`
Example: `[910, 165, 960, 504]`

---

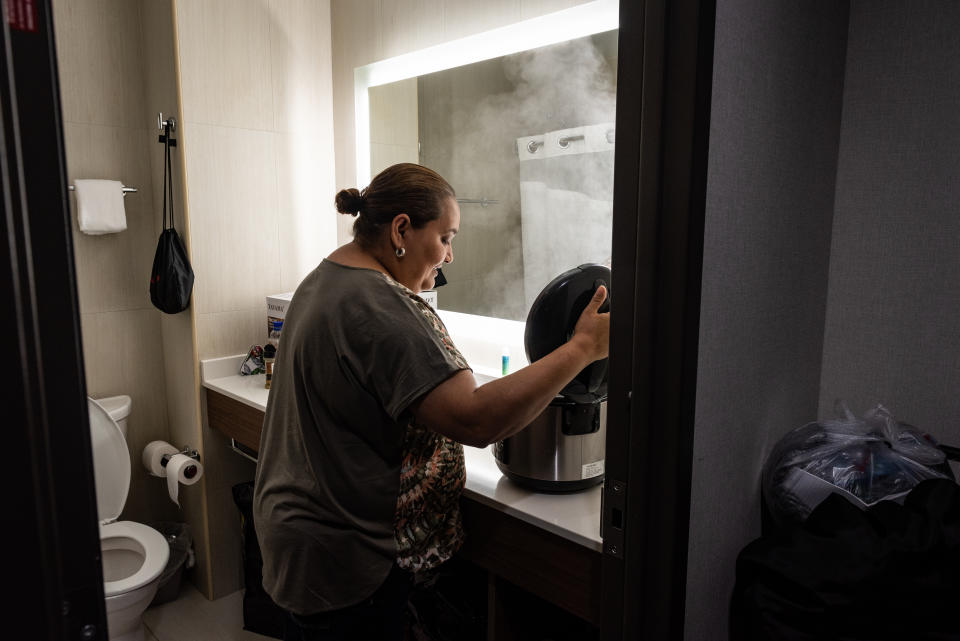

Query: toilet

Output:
[88, 395, 170, 641]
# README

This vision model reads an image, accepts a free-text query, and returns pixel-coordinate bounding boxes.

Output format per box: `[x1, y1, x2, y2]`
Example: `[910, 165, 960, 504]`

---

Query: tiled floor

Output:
[143, 584, 275, 641]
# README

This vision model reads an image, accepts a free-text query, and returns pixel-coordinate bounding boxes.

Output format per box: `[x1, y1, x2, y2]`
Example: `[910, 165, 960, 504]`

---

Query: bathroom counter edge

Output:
[201, 358, 602, 552]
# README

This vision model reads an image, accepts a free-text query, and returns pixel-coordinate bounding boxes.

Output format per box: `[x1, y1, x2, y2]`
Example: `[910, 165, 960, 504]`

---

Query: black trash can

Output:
[149, 521, 193, 606]
[232, 481, 285, 639]
[732, 478, 960, 640]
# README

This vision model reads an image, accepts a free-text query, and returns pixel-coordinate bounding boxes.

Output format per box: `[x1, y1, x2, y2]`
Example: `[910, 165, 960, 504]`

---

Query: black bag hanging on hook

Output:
[150, 122, 194, 314]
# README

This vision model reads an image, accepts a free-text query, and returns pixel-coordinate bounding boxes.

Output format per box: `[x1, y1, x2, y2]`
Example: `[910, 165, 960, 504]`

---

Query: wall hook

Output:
[157, 112, 176, 132]
[158, 112, 177, 146]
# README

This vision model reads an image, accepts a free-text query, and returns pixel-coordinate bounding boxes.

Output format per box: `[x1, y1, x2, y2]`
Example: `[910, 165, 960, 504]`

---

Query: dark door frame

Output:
[2, 0, 107, 638]
[602, 0, 716, 638]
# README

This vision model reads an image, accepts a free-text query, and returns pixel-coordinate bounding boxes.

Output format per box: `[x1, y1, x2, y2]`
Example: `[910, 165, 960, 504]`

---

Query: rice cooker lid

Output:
[524, 264, 610, 399]
[88, 398, 130, 524]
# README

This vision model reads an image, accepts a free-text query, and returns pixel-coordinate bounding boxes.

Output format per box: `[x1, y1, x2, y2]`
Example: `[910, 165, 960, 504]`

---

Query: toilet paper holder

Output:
[161, 447, 201, 478]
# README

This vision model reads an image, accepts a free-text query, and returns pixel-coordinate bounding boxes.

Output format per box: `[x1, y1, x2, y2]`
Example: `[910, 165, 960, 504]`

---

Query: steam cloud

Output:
[421, 31, 618, 321]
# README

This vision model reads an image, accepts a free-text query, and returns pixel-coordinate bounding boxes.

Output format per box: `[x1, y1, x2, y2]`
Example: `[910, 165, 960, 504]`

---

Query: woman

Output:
[253, 163, 609, 640]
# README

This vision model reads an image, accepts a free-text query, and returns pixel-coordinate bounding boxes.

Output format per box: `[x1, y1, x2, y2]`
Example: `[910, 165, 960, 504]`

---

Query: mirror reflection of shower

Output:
[368, 30, 618, 321]
[516, 123, 614, 313]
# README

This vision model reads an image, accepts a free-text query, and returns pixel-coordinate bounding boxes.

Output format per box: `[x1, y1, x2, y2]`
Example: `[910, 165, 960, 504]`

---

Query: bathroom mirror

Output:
[358, 1, 619, 321]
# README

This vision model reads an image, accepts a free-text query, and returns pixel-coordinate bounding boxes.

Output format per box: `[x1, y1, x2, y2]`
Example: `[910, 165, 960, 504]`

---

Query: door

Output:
[601, 0, 716, 638]
[1, 0, 107, 638]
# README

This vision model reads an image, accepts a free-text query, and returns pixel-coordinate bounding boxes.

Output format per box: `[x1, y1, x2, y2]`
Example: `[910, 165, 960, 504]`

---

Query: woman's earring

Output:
[395, 247, 405, 258]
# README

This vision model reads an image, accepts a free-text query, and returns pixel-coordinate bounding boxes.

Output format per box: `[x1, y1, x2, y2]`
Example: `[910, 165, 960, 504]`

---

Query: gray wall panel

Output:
[819, 2, 960, 453]
[686, 2, 849, 638]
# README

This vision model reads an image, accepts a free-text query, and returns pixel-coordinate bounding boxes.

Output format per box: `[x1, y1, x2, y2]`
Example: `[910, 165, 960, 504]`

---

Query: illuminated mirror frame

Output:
[353, 0, 618, 373]
[354, 0, 619, 188]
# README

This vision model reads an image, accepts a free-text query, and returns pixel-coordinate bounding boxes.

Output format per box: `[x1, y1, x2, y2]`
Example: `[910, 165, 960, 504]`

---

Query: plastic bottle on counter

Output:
[263, 343, 276, 389]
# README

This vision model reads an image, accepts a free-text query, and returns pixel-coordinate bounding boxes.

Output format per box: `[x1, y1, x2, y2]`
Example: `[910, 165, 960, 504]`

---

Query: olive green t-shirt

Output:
[252, 260, 468, 615]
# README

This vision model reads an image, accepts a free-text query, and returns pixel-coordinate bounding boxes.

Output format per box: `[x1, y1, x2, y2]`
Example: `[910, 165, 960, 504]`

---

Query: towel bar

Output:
[69, 184, 137, 195]
[456, 197, 499, 207]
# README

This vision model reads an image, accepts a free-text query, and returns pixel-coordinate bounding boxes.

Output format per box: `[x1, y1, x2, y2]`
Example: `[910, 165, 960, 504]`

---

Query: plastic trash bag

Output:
[762, 403, 949, 526]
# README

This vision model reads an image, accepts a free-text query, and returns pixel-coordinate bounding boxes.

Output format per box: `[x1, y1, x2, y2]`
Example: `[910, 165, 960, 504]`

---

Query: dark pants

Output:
[282, 564, 412, 641]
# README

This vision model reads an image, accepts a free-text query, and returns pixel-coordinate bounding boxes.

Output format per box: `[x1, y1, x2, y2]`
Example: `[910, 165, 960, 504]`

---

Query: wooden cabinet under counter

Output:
[203, 375, 603, 637]
[206, 387, 263, 452]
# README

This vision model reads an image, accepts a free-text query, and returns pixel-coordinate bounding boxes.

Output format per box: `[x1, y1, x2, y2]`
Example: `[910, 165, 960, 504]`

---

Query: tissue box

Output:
[420, 290, 438, 310]
[266, 292, 294, 342]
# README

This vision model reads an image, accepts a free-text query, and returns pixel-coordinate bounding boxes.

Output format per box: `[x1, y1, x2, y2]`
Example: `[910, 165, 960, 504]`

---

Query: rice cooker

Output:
[493, 264, 610, 492]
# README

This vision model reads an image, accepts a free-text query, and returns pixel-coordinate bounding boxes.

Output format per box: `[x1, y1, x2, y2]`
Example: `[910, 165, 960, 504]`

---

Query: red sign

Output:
[6, 0, 39, 33]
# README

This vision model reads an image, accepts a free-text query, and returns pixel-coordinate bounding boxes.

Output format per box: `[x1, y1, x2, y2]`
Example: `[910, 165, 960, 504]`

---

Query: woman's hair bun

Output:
[335, 188, 363, 215]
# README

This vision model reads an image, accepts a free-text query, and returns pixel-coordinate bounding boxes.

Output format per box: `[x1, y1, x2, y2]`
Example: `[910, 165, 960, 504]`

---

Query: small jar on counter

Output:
[263, 343, 277, 389]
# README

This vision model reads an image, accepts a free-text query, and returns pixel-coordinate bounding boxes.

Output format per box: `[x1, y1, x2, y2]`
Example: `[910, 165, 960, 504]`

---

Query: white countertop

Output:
[201, 355, 602, 551]
[460, 445, 602, 550]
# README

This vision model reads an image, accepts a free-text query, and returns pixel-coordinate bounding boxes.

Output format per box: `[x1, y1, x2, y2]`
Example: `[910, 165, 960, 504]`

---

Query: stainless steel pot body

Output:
[493, 398, 606, 492]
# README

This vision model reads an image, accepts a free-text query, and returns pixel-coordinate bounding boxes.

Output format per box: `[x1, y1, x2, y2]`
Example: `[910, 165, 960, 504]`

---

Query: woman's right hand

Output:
[570, 285, 610, 363]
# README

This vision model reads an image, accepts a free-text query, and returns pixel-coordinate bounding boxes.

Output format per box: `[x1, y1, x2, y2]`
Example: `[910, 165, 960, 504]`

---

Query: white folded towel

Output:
[75, 179, 127, 235]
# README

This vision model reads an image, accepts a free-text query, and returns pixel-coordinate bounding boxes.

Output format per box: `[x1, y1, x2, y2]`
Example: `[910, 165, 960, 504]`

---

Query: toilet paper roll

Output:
[143, 440, 179, 477]
[165, 453, 203, 507]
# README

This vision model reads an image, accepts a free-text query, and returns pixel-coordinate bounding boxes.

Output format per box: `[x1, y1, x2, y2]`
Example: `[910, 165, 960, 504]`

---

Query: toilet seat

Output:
[101, 520, 170, 597]
[88, 398, 170, 598]
[88, 398, 130, 523]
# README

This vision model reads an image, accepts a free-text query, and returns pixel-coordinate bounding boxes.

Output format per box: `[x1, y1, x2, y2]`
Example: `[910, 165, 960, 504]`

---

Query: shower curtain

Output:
[517, 123, 615, 311]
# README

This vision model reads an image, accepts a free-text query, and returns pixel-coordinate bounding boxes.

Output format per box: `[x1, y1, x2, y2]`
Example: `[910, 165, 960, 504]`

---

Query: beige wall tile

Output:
[441, 0, 521, 42]
[139, 0, 180, 127]
[175, 0, 274, 129]
[183, 124, 281, 315]
[140, 0, 212, 598]
[168, 462, 210, 598]
[139, 1, 186, 247]
[370, 142, 420, 177]
[159, 311, 201, 449]
[53, 0, 147, 128]
[369, 78, 418, 146]
[331, 0, 383, 218]
[157, 310, 205, 588]
[267, 0, 335, 134]
[381, 0, 445, 59]
[64, 124, 156, 314]
[147, 127, 187, 239]
[337, 208, 358, 243]
[205, 485, 247, 598]
[81, 308, 176, 524]
[275, 131, 339, 291]
[80, 308, 169, 435]
[520, 0, 587, 20]
[196, 308, 265, 361]
[332, 0, 383, 65]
